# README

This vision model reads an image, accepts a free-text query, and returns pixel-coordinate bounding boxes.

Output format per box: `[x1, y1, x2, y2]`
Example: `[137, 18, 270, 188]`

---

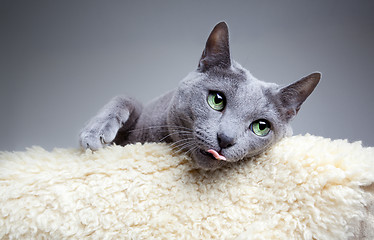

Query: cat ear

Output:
[278, 72, 321, 120]
[198, 22, 231, 72]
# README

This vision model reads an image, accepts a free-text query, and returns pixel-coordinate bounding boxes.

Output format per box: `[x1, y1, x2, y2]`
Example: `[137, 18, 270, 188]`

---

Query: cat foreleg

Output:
[79, 96, 142, 150]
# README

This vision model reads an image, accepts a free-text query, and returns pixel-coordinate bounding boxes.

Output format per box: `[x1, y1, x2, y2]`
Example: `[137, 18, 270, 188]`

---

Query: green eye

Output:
[250, 119, 271, 136]
[207, 91, 226, 111]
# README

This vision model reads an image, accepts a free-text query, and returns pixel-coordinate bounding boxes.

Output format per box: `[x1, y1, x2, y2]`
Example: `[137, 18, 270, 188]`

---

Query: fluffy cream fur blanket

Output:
[0, 135, 374, 239]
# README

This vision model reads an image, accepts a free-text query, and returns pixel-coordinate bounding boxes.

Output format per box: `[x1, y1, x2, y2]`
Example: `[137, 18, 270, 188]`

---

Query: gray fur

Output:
[79, 22, 320, 170]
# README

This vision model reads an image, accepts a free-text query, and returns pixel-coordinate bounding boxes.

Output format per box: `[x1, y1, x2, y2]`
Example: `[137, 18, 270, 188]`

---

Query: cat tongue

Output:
[207, 149, 227, 161]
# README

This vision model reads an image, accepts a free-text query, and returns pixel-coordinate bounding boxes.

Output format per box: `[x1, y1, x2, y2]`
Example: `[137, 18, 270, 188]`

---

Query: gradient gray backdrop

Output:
[1, 0, 373, 151]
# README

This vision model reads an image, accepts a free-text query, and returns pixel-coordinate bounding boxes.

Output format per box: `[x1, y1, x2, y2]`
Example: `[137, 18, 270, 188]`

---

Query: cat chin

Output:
[191, 150, 230, 170]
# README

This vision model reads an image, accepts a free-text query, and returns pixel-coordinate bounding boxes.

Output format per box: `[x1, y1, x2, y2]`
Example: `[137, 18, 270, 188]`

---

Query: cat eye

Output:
[207, 91, 226, 111]
[250, 119, 271, 136]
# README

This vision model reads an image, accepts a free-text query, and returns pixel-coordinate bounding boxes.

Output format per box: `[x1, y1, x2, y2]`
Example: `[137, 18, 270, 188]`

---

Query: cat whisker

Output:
[158, 131, 193, 143]
[127, 124, 193, 135]
[172, 141, 198, 155]
[169, 138, 196, 149]
[170, 142, 195, 152]
[184, 145, 199, 156]
[170, 138, 194, 150]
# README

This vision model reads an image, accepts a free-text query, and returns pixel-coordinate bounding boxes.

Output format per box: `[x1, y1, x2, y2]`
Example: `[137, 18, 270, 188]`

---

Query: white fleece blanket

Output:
[0, 134, 374, 239]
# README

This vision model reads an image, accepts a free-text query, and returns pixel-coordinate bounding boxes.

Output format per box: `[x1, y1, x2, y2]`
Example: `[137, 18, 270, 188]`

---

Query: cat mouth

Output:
[201, 149, 227, 161]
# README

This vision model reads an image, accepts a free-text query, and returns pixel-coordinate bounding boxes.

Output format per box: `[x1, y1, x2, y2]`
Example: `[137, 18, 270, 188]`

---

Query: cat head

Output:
[168, 22, 320, 170]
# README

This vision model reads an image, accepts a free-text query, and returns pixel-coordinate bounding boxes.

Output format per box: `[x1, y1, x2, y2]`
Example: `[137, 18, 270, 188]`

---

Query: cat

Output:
[79, 22, 320, 170]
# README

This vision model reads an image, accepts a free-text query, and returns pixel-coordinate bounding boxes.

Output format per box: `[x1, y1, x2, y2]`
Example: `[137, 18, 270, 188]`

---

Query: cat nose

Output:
[217, 132, 236, 149]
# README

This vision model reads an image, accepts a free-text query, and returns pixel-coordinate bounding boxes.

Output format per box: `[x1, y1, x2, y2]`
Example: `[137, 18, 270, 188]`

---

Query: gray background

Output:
[1, 0, 373, 151]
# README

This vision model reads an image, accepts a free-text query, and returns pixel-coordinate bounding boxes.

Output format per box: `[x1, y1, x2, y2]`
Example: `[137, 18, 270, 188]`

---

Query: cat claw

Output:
[79, 117, 121, 150]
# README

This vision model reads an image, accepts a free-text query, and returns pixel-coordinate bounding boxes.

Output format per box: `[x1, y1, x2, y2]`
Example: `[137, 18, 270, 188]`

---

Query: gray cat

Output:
[79, 22, 320, 170]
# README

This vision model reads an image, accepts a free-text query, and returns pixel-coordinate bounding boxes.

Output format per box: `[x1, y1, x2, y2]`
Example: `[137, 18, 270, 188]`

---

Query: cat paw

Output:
[79, 117, 121, 150]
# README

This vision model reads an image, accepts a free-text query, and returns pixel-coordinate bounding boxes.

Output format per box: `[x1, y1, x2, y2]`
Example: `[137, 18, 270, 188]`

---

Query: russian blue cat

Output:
[79, 22, 320, 170]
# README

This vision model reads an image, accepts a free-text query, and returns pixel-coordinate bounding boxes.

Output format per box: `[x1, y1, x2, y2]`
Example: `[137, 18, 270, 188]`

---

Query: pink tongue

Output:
[207, 149, 227, 161]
